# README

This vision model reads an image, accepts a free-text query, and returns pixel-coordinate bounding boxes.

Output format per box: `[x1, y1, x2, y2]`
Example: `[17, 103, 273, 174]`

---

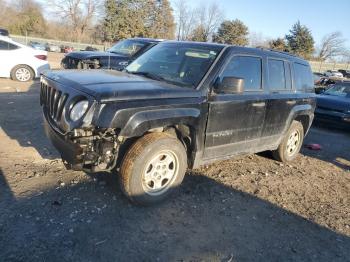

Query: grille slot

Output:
[40, 82, 68, 122]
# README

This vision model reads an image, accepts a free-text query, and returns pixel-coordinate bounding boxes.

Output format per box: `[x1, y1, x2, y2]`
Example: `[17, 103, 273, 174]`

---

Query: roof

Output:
[132, 37, 165, 43]
[165, 40, 226, 48]
[161, 40, 307, 63]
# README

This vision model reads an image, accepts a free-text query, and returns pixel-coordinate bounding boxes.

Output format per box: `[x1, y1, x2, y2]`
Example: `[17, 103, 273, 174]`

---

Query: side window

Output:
[0, 40, 19, 50]
[294, 63, 313, 91]
[221, 56, 262, 90]
[268, 59, 286, 90]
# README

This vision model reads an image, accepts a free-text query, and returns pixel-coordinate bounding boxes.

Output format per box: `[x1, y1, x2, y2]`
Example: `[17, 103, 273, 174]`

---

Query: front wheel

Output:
[272, 120, 304, 162]
[120, 132, 187, 205]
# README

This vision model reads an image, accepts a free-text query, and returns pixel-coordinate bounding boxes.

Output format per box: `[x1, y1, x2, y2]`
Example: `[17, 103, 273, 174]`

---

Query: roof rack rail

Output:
[259, 47, 299, 58]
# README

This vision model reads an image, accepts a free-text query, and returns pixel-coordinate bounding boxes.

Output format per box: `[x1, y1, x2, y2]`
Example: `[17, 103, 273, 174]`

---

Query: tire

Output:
[120, 132, 187, 205]
[11, 65, 34, 82]
[272, 120, 304, 163]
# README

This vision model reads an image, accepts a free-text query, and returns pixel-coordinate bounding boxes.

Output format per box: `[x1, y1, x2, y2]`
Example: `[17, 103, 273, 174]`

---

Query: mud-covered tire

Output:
[10, 65, 34, 82]
[272, 120, 304, 162]
[119, 132, 187, 205]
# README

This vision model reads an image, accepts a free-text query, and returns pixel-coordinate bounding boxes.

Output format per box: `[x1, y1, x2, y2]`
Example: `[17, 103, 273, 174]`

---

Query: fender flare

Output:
[285, 104, 314, 134]
[119, 108, 201, 137]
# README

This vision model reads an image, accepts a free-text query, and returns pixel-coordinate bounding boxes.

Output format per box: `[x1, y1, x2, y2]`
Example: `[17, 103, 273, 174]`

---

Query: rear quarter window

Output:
[293, 63, 313, 92]
[0, 40, 19, 50]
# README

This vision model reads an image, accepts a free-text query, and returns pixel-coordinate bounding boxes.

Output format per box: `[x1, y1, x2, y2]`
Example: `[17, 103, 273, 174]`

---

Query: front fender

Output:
[119, 108, 201, 137]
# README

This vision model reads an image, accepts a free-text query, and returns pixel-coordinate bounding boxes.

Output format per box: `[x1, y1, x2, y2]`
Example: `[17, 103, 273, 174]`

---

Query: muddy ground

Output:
[0, 55, 349, 261]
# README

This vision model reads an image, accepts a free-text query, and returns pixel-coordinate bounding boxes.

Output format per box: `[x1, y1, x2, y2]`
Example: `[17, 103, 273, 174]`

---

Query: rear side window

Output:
[294, 63, 313, 91]
[221, 56, 262, 90]
[0, 40, 19, 50]
[268, 59, 286, 89]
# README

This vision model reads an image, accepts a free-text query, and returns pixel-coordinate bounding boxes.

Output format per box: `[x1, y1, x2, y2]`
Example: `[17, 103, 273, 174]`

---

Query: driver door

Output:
[203, 54, 267, 159]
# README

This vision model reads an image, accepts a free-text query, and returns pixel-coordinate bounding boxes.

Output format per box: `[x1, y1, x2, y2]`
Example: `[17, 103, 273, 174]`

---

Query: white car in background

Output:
[324, 70, 343, 78]
[0, 36, 50, 82]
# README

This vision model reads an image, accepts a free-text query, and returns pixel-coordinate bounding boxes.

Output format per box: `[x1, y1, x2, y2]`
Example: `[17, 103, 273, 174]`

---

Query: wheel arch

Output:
[287, 104, 314, 135]
[115, 108, 201, 169]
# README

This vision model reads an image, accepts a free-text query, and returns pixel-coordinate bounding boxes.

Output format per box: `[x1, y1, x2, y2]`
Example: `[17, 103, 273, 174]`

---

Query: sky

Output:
[170, 0, 350, 48]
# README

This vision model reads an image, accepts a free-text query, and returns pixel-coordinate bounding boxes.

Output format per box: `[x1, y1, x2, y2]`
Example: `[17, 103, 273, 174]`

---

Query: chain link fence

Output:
[10, 34, 106, 51]
[309, 60, 350, 73]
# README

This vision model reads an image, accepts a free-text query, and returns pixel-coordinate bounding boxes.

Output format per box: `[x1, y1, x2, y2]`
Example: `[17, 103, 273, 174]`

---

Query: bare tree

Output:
[195, 3, 223, 42]
[249, 32, 270, 48]
[47, 0, 100, 41]
[317, 32, 347, 61]
[174, 1, 223, 42]
[174, 0, 196, 40]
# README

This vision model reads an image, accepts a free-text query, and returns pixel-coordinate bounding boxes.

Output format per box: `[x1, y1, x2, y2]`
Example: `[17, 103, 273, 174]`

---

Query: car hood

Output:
[316, 94, 350, 113]
[66, 51, 128, 60]
[43, 70, 200, 102]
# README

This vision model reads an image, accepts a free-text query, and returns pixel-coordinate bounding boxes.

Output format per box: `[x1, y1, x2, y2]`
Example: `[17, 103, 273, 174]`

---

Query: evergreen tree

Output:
[147, 0, 175, 39]
[102, 0, 175, 41]
[189, 25, 207, 42]
[103, 0, 118, 42]
[268, 38, 288, 51]
[213, 19, 248, 46]
[285, 21, 315, 59]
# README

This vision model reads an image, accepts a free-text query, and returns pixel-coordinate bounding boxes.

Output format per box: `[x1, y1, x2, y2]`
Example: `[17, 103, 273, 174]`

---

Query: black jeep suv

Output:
[40, 41, 315, 205]
[61, 38, 162, 71]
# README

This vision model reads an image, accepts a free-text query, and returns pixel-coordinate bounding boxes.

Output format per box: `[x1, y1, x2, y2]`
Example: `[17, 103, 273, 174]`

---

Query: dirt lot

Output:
[0, 54, 349, 261]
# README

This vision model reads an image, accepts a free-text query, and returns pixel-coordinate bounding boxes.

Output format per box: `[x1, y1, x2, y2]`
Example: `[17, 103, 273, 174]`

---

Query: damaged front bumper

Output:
[43, 116, 119, 172]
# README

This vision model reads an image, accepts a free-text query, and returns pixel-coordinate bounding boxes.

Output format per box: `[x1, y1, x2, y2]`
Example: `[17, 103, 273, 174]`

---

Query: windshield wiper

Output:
[128, 71, 195, 88]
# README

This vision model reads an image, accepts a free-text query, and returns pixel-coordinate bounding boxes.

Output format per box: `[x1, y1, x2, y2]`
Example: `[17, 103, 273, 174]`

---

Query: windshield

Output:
[324, 84, 350, 97]
[107, 39, 147, 56]
[125, 43, 223, 88]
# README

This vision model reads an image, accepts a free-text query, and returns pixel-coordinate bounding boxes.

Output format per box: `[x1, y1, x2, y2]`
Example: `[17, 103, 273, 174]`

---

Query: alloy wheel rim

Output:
[15, 68, 31, 81]
[286, 130, 300, 156]
[142, 150, 179, 196]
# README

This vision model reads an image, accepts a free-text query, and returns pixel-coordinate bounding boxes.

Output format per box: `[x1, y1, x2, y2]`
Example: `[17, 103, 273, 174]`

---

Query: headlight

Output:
[70, 100, 89, 121]
[118, 61, 129, 66]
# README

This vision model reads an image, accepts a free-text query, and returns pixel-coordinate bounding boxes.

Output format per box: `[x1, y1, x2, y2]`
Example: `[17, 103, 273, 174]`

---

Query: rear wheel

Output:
[272, 120, 304, 162]
[120, 132, 187, 205]
[11, 65, 34, 82]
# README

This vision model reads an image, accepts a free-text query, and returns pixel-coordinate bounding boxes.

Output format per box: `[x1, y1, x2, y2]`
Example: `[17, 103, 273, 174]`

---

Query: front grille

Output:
[40, 82, 68, 122]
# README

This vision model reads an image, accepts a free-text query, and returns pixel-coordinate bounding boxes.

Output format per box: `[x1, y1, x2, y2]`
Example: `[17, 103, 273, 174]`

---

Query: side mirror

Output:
[215, 77, 244, 94]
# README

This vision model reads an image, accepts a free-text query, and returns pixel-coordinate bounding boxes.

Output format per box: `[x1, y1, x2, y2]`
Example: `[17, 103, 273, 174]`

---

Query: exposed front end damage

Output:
[61, 55, 127, 70]
[61, 56, 101, 69]
[44, 118, 120, 172]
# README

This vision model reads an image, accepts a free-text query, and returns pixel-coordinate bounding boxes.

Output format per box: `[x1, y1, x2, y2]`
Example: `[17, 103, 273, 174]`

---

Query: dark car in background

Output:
[61, 38, 163, 71]
[315, 81, 350, 129]
[28, 41, 46, 51]
[0, 28, 9, 36]
[45, 43, 60, 52]
[60, 45, 74, 53]
[338, 69, 350, 78]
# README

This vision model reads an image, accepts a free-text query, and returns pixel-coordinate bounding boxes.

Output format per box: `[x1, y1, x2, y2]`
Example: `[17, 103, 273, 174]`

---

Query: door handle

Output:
[252, 102, 265, 107]
[286, 100, 296, 105]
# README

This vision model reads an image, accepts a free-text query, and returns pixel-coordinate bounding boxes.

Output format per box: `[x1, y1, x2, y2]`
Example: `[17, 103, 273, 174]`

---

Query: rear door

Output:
[204, 53, 267, 159]
[261, 58, 295, 139]
[0, 40, 18, 77]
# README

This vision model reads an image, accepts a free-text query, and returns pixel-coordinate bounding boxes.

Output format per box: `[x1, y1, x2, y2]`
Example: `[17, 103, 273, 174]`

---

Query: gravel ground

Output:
[0, 66, 349, 261]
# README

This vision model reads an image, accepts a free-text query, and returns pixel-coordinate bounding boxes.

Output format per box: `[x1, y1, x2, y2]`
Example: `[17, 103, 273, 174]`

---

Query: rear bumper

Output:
[43, 116, 84, 170]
